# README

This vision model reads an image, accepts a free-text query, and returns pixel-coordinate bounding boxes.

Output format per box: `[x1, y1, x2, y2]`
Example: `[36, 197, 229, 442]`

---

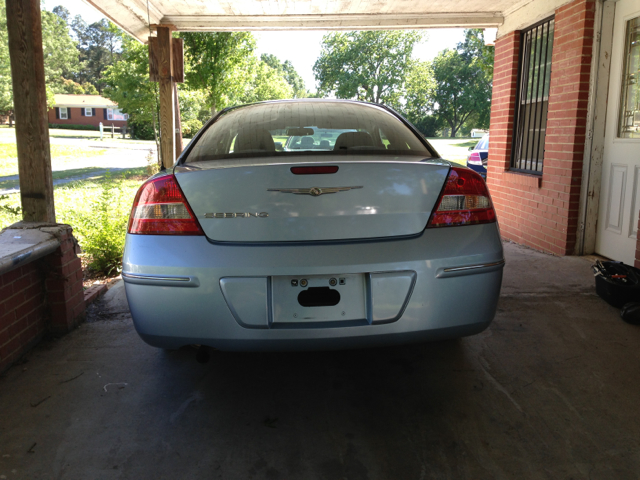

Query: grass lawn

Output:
[0, 143, 108, 177]
[0, 125, 156, 145]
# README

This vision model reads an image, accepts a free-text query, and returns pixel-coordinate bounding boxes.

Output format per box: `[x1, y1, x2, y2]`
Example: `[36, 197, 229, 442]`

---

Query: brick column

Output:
[44, 227, 85, 333]
[544, 0, 596, 254]
[486, 0, 596, 255]
[486, 31, 521, 237]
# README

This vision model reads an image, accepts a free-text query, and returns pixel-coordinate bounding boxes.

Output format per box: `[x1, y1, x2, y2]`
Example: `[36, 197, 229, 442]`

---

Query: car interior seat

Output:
[333, 131, 375, 150]
[234, 128, 275, 152]
[300, 136, 315, 148]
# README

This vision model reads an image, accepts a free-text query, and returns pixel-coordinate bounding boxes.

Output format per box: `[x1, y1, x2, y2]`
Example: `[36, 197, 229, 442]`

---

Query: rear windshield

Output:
[185, 101, 431, 163]
[475, 136, 489, 150]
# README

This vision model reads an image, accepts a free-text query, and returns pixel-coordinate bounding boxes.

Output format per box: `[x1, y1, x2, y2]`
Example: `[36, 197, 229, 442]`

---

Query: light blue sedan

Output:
[123, 100, 504, 352]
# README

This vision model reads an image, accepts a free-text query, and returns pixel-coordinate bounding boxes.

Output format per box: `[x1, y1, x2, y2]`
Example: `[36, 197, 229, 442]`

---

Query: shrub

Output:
[145, 149, 160, 176]
[48, 124, 100, 131]
[61, 172, 131, 275]
[128, 119, 155, 140]
[0, 194, 21, 227]
[182, 119, 203, 137]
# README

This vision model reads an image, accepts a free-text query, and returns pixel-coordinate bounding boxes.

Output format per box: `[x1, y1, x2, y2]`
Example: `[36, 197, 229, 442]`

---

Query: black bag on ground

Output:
[592, 260, 640, 308]
[620, 302, 640, 325]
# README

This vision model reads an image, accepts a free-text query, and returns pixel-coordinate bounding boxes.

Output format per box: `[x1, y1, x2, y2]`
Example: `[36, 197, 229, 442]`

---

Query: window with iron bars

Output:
[511, 17, 555, 174]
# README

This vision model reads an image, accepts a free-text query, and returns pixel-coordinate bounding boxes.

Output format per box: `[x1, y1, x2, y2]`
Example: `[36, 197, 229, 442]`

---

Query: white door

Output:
[596, 0, 640, 264]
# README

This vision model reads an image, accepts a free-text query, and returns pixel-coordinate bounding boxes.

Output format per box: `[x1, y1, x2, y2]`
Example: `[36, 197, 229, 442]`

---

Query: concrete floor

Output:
[1, 243, 639, 479]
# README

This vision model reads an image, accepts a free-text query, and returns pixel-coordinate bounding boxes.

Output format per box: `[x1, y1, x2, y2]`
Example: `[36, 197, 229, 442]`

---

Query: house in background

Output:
[48, 94, 128, 129]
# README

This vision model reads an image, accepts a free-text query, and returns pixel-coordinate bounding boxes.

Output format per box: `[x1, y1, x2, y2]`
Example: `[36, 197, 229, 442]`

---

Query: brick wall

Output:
[0, 227, 85, 374]
[0, 262, 47, 372]
[48, 107, 128, 128]
[487, 0, 596, 255]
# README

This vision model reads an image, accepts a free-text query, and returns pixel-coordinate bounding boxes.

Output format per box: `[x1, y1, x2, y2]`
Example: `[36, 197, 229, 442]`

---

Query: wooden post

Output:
[172, 38, 184, 158]
[157, 26, 175, 169]
[173, 83, 183, 157]
[6, 0, 55, 223]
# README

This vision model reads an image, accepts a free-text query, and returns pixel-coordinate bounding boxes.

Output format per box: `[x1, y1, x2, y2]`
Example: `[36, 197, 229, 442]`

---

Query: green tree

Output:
[42, 8, 80, 87]
[0, 6, 12, 123]
[60, 78, 99, 95]
[103, 35, 159, 148]
[403, 61, 440, 136]
[180, 32, 256, 113]
[71, 17, 122, 93]
[313, 30, 424, 104]
[429, 30, 493, 138]
[236, 57, 293, 104]
[261, 53, 306, 98]
[457, 29, 494, 130]
[0, 5, 79, 124]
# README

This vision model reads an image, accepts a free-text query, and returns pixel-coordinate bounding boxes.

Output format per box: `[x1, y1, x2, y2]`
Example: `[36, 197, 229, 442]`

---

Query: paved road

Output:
[0, 142, 156, 195]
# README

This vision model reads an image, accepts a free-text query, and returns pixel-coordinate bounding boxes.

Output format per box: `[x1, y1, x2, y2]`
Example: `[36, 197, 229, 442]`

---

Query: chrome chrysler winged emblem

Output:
[267, 186, 363, 197]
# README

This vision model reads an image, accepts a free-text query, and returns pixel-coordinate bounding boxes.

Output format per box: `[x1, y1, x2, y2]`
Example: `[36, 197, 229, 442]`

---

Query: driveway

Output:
[1, 243, 639, 479]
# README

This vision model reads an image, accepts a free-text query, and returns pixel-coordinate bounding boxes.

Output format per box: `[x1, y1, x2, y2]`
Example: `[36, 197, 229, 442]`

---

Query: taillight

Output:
[427, 167, 496, 228]
[467, 151, 483, 165]
[128, 174, 204, 235]
[291, 166, 339, 174]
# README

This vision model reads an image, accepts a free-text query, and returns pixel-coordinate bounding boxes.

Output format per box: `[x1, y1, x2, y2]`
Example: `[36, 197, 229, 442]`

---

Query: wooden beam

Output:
[148, 36, 159, 82]
[6, 0, 55, 223]
[157, 26, 175, 169]
[174, 83, 184, 158]
[172, 38, 184, 84]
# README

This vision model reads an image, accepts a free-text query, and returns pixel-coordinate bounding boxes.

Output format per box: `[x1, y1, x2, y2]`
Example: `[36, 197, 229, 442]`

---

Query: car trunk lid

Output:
[174, 158, 450, 242]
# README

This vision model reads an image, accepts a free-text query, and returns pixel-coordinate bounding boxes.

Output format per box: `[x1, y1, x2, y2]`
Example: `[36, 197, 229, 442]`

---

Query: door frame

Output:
[576, 0, 617, 255]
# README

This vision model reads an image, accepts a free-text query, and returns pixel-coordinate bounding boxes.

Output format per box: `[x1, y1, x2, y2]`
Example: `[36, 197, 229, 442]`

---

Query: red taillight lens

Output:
[128, 174, 204, 235]
[467, 151, 483, 165]
[427, 167, 496, 228]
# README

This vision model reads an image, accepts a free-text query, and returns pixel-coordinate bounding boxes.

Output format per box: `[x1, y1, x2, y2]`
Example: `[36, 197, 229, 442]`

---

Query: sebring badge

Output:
[204, 212, 269, 219]
[267, 186, 363, 196]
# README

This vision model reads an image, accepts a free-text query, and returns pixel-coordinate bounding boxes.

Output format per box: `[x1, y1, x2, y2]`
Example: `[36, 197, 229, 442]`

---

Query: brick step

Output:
[83, 284, 108, 306]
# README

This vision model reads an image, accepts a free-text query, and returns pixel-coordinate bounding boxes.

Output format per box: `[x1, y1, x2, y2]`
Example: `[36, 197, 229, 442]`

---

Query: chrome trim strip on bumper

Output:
[437, 259, 505, 278]
[443, 260, 505, 272]
[122, 272, 200, 287]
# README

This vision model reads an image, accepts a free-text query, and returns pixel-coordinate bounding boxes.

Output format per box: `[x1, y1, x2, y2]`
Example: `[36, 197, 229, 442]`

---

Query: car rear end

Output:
[122, 101, 503, 351]
[466, 134, 489, 178]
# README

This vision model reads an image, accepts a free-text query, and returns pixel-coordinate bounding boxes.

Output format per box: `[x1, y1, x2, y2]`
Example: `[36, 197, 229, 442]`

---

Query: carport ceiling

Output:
[84, 0, 520, 42]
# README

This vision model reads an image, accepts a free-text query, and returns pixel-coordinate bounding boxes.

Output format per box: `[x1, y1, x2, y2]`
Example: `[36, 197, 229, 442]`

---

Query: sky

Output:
[47, 0, 495, 93]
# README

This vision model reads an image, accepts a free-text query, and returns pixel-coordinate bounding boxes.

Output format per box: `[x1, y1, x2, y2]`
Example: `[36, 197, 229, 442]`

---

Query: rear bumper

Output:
[122, 224, 504, 351]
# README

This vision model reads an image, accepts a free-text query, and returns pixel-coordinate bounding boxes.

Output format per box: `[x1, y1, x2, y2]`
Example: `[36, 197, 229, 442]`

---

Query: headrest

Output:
[333, 131, 374, 150]
[319, 140, 330, 148]
[234, 128, 275, 152]
[300, 136, 315, 147]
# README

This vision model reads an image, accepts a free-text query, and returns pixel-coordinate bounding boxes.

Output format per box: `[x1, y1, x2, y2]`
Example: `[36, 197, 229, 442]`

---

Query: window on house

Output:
[85, 107, 93, 117]
[618, 16, 640, 139]
[107, 108, 128, 121]
[511, 17, 555, 174]
[59, 107, 68, 120]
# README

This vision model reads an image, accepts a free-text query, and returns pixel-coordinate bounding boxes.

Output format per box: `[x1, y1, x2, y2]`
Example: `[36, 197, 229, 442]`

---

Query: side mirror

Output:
[275, 142, 283, 151]
[468, 146, 474, 151]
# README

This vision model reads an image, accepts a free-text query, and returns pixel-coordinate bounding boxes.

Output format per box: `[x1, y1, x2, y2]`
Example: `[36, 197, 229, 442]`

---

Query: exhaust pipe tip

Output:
[196, 345, 211, 364]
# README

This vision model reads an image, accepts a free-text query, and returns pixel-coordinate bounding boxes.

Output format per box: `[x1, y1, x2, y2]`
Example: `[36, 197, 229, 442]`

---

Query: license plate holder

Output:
[271, 273, 366, 323]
